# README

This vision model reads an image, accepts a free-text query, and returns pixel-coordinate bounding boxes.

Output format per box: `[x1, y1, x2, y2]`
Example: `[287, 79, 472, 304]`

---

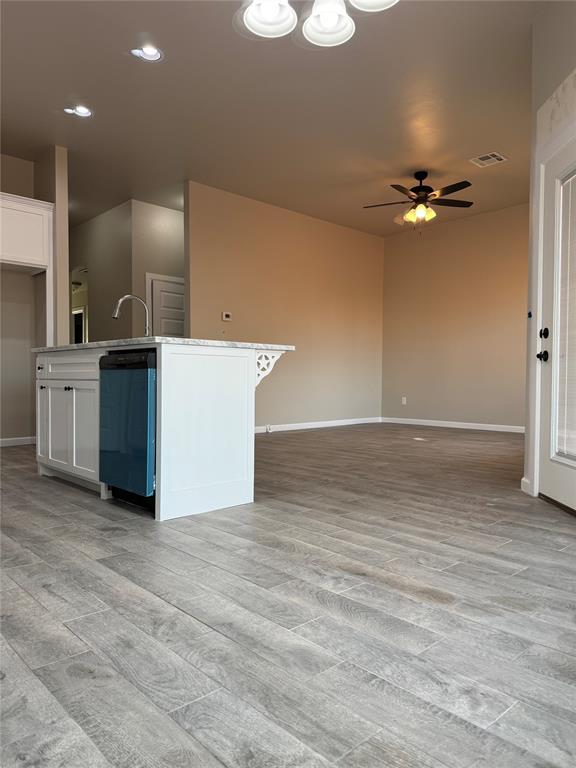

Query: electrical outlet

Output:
[222, 311, 232, 322]
[401, 396, 407, 405]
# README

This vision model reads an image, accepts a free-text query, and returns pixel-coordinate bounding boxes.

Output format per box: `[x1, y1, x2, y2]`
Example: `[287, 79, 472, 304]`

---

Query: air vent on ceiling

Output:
[469, 152, 508, 168]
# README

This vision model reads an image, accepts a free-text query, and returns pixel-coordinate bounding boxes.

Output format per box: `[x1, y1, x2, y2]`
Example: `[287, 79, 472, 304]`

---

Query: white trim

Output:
[524, 71, 576, 499]
[0, 192, 53, 212]
[145, 272, 185, 304]
[521, 476, 535, 496]
[0, 436, 36, 447]
[0, 192, 54, 346]
[37, 462, 100, 493]
[255, 417, 382, 434]
[145, 272, 185, 338]
[380, 417, 524, 433]
[255, 417, 525, 435]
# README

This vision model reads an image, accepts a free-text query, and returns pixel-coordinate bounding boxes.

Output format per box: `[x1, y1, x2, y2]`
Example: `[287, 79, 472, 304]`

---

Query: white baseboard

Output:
[255, 417, 382, 434]
[256, 416, 525, 435]
[0, 436, 36, 447]
[380, 417, 525, 434]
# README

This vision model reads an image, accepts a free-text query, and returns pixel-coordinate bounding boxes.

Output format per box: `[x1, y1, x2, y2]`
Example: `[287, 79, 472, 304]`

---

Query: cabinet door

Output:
[46, 382, 71, 470]
[70, 380, 99, 481]
[0, 193, 53, 268]
[36, 383, 48, 461]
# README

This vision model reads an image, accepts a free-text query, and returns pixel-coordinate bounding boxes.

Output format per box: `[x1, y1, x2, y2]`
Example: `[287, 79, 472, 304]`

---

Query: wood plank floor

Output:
[2, 424, 576, 768]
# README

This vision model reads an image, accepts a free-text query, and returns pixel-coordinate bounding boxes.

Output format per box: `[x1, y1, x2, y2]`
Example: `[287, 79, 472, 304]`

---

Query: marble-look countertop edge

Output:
[33, 337, 295, 353]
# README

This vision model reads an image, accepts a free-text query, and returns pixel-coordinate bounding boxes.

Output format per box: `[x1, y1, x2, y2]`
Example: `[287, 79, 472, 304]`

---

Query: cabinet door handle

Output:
[39, 385, 46, 390]
[37, 365, 44, 370]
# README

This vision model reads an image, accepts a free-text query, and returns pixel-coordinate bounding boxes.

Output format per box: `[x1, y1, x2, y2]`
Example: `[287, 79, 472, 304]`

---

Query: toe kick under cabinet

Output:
[36, 351, 102, 484]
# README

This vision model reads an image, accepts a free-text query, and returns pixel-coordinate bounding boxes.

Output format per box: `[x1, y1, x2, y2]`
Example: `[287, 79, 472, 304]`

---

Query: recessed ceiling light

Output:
[64, 105, 92, 118]
[131, 45, 164, 62]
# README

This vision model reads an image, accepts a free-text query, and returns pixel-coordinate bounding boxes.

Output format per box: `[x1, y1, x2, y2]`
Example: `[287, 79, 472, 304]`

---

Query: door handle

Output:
[539, 328, 549, 339]
[536, 351, 549, 362]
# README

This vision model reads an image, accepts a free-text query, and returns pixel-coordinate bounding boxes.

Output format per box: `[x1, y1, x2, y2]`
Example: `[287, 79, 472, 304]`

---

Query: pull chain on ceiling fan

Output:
[364, 170, 474, 225]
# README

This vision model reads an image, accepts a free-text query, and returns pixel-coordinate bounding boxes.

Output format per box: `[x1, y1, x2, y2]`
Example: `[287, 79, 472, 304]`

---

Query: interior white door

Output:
[539, 134, 576, 510]
[150, 276, 185, 337]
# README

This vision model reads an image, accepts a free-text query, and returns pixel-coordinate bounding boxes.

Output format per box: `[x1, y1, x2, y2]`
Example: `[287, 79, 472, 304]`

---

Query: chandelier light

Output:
[302, 0, 356, 47]
[240, 0, 400, 47]
[243, 0, 298, 38]
[348, 0, 400, 11]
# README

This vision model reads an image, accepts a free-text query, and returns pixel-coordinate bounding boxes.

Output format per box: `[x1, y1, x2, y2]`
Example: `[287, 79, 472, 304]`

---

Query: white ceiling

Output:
[1, 1, 539, 235]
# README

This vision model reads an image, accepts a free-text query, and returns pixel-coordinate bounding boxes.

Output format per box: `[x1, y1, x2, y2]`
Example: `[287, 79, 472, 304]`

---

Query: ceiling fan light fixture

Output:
[403, 204, 436, 224]
[243, 0, 298, 38]
[302, 0, 355, 47]
[364, 171, 473, 224]
[348, 0, 400, 12]
[415, 203, 427, 221]
[403, 207, 418, 224]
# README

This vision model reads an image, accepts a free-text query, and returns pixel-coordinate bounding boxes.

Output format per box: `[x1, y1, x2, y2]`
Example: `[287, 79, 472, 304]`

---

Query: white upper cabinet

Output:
[0, 192, 53, 269]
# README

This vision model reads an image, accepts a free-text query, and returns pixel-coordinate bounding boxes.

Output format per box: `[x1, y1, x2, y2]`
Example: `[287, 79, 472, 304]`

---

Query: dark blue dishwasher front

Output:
[99, 349, 156, 497]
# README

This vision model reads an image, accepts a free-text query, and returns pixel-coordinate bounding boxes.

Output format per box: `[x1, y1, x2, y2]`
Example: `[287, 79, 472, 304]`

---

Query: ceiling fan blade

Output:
[430, 198, 474, 207]
[363, 201, 411, 209]
[428, 181, 471, 200]
[391, 184, 417, 200]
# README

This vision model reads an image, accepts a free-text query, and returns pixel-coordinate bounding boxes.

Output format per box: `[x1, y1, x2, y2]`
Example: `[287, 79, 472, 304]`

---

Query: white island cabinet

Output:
[33, 337, 293, 520]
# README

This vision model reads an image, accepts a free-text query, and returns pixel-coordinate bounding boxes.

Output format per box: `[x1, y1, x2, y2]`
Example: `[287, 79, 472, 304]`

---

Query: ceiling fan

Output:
[363, 170, 473, 224]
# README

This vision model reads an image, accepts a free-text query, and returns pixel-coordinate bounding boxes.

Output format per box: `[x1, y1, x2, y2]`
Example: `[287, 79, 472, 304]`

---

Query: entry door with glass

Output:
[539, 135, 576, 510]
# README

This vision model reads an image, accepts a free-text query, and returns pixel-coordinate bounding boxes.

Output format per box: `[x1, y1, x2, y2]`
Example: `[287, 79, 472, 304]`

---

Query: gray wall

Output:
[1, 154, 34, 197]
[0, 154, 38, 441]
[186, 181, 384, 428]
[382, 204, 529, 427]
[131, 200, 184, 336]
[1, 268, 36, 439]
[69, 201, 133, 341]
[69, 199, 184, 341]
[532, 1, 576, 110]
[186, 180, 529, 429]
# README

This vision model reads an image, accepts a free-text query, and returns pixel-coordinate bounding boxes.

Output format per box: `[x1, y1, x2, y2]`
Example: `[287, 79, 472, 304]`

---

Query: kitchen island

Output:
[33, 337, 294, 520]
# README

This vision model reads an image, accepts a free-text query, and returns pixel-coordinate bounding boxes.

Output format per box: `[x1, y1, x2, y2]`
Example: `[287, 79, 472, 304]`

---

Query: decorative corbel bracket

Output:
[255, 351, 284, 386]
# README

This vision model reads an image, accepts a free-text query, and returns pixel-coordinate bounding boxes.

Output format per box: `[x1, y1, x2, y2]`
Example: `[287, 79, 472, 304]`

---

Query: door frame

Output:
[145, 272, 185, 337]
[523, 68, 576, 498]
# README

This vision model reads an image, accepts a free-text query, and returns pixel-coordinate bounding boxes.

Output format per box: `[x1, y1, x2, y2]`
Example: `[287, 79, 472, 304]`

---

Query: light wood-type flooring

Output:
[2, 425, 576, 768]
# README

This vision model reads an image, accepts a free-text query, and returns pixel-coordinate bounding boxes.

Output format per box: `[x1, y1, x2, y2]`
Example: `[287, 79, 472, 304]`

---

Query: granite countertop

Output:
[33, 337, 295, 353]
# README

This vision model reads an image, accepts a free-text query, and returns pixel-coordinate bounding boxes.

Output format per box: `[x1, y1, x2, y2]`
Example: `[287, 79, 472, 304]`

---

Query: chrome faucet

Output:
[112, 294, 151, 337]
